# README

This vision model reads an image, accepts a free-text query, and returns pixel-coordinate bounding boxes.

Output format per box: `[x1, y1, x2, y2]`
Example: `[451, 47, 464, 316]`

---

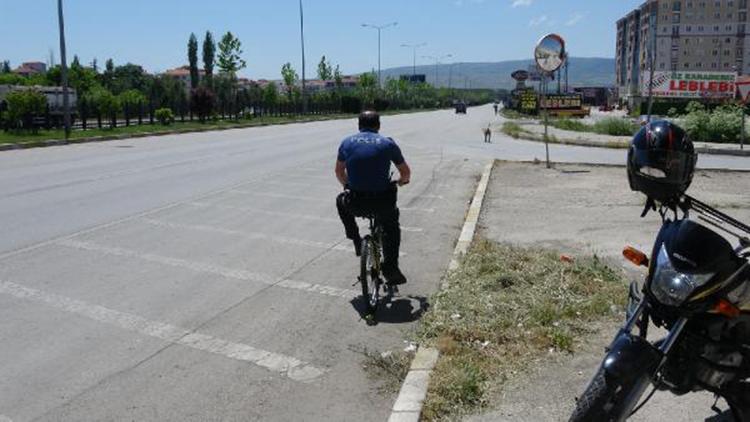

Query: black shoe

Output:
[382, 264, 407, 286]
[353, 237, 362, 257]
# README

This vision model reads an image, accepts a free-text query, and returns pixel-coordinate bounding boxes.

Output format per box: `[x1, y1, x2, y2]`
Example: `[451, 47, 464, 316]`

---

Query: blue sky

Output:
[1, 0, 642, 79]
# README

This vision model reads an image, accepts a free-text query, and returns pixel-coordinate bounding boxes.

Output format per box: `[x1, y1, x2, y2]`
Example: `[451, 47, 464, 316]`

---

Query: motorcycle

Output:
[570, 195, 750, 421]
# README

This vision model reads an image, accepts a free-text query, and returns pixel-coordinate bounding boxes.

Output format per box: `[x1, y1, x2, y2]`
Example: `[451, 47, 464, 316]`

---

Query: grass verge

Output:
[500, 121, 529, 139]
[0, 114, 352, 145]
[416, 238, 627, 421]
[0, 107, 441, 146]
[550, 117, 638, 137]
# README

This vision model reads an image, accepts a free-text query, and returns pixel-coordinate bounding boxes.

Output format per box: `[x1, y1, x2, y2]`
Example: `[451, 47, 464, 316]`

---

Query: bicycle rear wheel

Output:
[359, 236, 375, 317]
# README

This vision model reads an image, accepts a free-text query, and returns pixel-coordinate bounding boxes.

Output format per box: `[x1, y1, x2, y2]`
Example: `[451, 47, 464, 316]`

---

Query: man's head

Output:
[359, 110, 380, 132]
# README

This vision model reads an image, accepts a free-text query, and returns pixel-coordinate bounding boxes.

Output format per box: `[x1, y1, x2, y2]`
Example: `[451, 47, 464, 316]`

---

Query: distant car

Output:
[455, 102, 467, 114]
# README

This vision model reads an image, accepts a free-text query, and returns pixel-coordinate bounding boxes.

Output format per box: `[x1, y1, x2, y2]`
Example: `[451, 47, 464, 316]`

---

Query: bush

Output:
[154, 108, 174, 125]
[550, 119, 587, 132]
[591, 117, 638, 136]
[683, 103, 744, 143]
[4, 89, 47, 133]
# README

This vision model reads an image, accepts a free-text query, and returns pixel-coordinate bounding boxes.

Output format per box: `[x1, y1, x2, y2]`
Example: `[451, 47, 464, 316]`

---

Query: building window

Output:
[697, 62, 703, 68]
[674, 1, 682, 11]
[714, 25, 720, 31]
[660, 62, 666, 69]
[712, 62, 718, 68]
[687, 25, 692, 31]
[685, 62, 691, 68]
[698, 25, 705, 31]
[741, 12, 747, 21]
[727, 25, 734, 31]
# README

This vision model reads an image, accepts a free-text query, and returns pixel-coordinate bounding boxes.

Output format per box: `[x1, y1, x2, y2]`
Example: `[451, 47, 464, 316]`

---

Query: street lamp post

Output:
[57, 0, 70, 139]
[422, 54, 452, 87]
[400, 42, 426, 78]
[362, 22, 398, 87]
[299, 0, 307, 113]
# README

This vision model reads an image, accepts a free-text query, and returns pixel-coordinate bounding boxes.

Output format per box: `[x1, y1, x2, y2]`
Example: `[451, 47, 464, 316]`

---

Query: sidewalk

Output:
[516, 121, 750, 157]
[465, 161, 749, 421]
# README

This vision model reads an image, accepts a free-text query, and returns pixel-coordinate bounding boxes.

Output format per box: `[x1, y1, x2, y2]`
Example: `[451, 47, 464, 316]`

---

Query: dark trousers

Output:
[336, 189, 401, 267]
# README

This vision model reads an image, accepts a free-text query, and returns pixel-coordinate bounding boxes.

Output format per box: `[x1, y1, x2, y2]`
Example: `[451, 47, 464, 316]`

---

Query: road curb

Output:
[505, 128, 750, 157]
[388, 161, 495, 422]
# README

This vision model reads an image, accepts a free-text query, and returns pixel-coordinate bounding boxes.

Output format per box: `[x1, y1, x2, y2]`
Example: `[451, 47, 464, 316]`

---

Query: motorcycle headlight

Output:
[650, 244, 714, 306]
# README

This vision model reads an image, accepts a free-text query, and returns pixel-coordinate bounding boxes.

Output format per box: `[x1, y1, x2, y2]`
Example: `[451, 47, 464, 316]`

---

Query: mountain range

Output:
[379, 57, 615, 90]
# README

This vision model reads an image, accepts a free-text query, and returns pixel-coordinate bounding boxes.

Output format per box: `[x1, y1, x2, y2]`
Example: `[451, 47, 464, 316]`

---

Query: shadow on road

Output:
[350, 295, 429, 325]
[705, 410, 734, 422]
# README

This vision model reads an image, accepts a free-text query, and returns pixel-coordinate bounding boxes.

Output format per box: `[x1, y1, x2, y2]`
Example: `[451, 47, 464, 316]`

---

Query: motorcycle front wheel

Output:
[569, 368, 634, 422]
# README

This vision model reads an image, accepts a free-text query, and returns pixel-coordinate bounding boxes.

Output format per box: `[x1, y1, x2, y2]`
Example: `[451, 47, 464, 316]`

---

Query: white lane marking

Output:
[55, 239, 357, 299]
[141, 219, 405, 257]
[142, 219, 352, 252]
[0, 280, 324, 382]
[187, 202, 425, 232]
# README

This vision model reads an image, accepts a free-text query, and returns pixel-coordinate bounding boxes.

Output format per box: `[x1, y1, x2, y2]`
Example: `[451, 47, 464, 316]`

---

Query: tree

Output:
[110, 63, 149, 94]
[188, 33, 200, 89]
[217, 31, 246, 75]
[191, 86, 216, 122]
[281, 62, 298, 100]
[333, 65, 343, 90]
[101, 59, 115, 91]
[262, 82, 279, 105]
[357, 71, 378, 106]
[317, 56, 332, 80]
[1, 61, 10, 74]
[91, 58, 98, 73]
[202, 31, 216, 87]
[84, 86, 120, 120]
[71, 55, 81, 69]
[4, 89, 47, 133]
[118, 89, 146, 110]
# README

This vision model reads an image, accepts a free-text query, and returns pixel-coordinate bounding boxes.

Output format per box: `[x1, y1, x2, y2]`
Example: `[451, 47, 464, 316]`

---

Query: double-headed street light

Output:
[400, 42, 427, 78]
[361, 22, 398, 87]
[422, 54, 452, 87]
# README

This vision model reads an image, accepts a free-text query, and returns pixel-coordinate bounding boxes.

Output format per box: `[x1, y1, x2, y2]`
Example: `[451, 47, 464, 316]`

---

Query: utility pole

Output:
[299, 0, 307, 112]
[57, 0, 70, 139]
[362, 22, 398, 87]
[646, 12, 656, 122]
[400, 43, 426, 78]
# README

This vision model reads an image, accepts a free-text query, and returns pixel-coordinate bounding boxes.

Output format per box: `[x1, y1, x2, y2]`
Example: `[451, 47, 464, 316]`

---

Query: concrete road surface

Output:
[0, 106, 746, 421]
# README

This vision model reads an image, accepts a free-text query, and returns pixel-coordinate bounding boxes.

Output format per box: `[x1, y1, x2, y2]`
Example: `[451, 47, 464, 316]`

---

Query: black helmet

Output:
[627, 120, 697, 202]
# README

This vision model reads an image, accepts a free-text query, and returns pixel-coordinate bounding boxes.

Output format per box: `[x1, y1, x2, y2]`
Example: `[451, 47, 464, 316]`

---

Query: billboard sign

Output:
[540, 93, 583, 110]
[641, 71, 737, 99]
[511, 70, 529, 81]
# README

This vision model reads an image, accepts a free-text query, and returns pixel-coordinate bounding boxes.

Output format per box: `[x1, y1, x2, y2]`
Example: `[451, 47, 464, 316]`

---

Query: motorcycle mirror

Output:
[623, 246, 649, 267]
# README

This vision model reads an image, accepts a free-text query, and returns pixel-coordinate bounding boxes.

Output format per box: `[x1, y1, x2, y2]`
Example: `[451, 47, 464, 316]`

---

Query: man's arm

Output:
[396, 161, 411, 186]
[335, 160, 348, 188]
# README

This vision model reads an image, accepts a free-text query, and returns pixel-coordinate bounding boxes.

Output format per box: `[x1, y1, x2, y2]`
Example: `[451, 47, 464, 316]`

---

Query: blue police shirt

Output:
[337, 130, 405, 192]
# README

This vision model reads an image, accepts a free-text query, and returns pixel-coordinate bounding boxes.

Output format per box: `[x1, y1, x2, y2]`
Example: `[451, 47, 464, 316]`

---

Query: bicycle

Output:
[358, 212, 399, 324]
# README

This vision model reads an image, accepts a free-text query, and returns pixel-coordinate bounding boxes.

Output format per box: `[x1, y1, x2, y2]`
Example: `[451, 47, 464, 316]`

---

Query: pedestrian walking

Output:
[483, 125, 492, 143]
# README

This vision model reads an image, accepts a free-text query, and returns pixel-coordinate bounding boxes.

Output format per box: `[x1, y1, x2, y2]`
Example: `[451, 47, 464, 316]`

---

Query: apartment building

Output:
[616, 0, 749, 104]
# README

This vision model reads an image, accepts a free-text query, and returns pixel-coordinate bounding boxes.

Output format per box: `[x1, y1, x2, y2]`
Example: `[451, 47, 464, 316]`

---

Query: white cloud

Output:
[512, 0, 532, 7]
[566, 12, 586, 27]
[529, 15, 548, 27]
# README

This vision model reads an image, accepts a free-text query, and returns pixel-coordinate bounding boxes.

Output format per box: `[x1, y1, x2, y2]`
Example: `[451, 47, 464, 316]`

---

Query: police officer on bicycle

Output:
[335, 110, 411, 286]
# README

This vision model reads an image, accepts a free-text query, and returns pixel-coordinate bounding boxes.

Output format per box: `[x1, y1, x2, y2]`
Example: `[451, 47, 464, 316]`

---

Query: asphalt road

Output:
[0, 106, 747, 421]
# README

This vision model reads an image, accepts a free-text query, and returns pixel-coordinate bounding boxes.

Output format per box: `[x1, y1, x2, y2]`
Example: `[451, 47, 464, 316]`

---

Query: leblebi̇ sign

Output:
[534, 33, 566, 73]
[641, 71, 737, 99]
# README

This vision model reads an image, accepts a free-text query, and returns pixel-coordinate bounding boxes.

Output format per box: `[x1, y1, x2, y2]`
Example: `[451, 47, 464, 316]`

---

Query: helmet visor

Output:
[630, 148, 696, 184]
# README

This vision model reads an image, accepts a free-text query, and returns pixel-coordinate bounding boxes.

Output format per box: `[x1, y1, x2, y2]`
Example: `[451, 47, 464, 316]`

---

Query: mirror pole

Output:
[542, 73, 550, 169]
